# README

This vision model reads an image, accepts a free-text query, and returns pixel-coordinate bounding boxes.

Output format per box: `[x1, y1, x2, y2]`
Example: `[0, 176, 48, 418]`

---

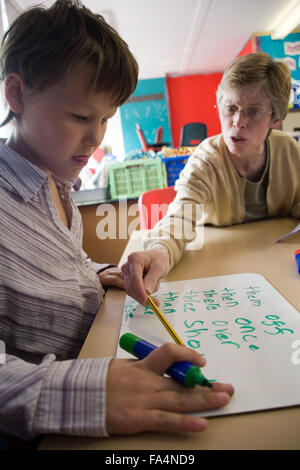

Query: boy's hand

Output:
[98, 267, 124, 290]
[106, 343, 234, 435]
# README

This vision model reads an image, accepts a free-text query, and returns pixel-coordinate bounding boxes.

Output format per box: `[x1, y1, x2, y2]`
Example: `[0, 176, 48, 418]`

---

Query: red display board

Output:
[238, 37, 254, 57]
[166, 72, 223, 147]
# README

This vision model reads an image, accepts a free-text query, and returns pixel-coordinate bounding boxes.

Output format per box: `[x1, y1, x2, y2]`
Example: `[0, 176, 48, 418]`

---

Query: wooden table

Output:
[41, 218, 300, 450]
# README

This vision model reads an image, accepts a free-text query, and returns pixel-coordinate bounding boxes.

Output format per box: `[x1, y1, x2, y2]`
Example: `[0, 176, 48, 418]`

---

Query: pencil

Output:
[146, 294, 185, 346]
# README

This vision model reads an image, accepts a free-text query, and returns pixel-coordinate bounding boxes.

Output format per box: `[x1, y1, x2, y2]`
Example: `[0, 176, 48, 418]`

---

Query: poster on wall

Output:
[120, 77, 172, 155]
[255, 32, 300, 109]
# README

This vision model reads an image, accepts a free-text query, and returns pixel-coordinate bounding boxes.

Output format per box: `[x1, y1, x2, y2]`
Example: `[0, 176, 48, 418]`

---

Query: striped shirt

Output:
[0, 142, 112, 440]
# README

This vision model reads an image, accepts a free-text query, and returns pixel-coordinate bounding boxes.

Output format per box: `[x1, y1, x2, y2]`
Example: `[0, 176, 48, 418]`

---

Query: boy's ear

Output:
[4, 73, 26, 114]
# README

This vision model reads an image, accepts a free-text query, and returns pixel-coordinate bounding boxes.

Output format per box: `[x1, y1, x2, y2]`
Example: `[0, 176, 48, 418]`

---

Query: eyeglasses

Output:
[216, 104, 273, 124]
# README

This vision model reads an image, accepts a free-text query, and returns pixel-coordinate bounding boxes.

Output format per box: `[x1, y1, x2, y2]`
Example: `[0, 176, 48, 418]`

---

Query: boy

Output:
[0, 0, 233, 443]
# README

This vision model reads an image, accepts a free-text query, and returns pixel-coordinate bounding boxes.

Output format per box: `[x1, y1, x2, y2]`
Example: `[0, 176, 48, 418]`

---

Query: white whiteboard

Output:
[117, 273, 300, 417]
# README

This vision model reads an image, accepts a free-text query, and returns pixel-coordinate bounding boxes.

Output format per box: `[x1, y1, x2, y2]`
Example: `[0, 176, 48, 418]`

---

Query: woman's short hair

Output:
[0, 0, 138, 125]
[217, 52, 291, 121]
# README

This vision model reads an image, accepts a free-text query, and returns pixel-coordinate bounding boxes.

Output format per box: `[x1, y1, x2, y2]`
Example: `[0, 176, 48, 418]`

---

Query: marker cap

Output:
[294, 250, 300, 274]
[185, 365, 212, 388]
[119, 332, 139, 355]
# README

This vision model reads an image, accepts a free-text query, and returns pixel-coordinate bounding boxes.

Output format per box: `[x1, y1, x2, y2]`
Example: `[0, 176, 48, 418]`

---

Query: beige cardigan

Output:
[143, 130, 300, 269]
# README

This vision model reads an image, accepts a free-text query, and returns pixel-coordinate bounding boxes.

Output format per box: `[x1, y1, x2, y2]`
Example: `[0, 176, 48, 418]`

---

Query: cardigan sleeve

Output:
[143, 148, 213, 269]
[267, 131, 300, 219]
[142, 135, 237, 269]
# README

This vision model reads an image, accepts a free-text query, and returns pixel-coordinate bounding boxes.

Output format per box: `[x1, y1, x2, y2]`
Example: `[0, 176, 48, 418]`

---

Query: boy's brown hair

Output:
[0, 0, 138, 125]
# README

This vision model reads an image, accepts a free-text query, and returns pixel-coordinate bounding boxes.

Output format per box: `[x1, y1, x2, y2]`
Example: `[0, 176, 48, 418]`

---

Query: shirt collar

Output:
[0, 141, 81, 201]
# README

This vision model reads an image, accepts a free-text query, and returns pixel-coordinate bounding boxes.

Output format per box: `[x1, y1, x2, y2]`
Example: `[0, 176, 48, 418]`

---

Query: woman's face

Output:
[218, 85, 280, 161]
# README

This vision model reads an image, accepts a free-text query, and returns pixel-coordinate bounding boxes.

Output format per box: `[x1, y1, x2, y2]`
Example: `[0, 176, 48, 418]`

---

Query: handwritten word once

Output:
[235, 318, 259, 351]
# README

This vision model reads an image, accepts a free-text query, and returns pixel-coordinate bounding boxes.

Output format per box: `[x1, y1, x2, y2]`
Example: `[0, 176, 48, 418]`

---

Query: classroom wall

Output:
[254, 31, 300, 111]
[79, 200, 139, 265]
[120, 77, 172, 154]
[254, 31, 300, 82]
[253, 30, 300, 128]
[166, 72, 223, 148]
[238, 37, 254, 56]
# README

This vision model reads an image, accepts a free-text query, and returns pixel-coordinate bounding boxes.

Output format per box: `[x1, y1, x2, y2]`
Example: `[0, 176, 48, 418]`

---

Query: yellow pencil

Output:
[147, 294, 185, 346]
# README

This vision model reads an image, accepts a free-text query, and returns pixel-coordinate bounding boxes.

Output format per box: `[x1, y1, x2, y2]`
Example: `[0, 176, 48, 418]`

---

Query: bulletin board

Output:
[254, 31, 300, 108]
[117, 273, 300, 418]
[120, 77, 172, 155]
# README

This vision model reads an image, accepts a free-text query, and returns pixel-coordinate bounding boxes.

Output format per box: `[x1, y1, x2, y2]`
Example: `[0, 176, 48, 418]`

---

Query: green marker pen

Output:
[119, 332, 212, 388]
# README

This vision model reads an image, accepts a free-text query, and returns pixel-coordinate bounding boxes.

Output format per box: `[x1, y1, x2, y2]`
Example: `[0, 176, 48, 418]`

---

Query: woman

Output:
[122, 52, 300, 305]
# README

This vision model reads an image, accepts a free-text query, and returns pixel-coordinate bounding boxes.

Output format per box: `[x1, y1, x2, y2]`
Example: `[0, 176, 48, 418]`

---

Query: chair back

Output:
[180, 122, 207, 146]
[135, 123, 171, 152]
[138, 186, 176, 230]
[135, 123, 149, 151]
[155, 126, 164, 143]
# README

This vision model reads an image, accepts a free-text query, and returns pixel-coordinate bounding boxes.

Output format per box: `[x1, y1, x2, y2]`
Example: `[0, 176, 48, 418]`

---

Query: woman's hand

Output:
[106, 343, 234, 435]
[121, 245, 170, 305]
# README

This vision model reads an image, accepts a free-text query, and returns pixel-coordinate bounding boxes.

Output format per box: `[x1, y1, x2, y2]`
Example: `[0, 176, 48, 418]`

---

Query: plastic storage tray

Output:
[162, 155, 190, 186]
[108, 158, 165, 199]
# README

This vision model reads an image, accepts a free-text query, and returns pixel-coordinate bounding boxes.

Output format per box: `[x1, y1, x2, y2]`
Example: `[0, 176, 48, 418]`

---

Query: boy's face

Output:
[11, 65, 117, 179]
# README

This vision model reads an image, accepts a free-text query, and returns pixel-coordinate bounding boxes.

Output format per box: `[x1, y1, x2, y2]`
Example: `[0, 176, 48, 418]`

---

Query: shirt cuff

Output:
[96, 264, 116, 274]
[87, 261, 115, 274]
[33, 355, 113, 437]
